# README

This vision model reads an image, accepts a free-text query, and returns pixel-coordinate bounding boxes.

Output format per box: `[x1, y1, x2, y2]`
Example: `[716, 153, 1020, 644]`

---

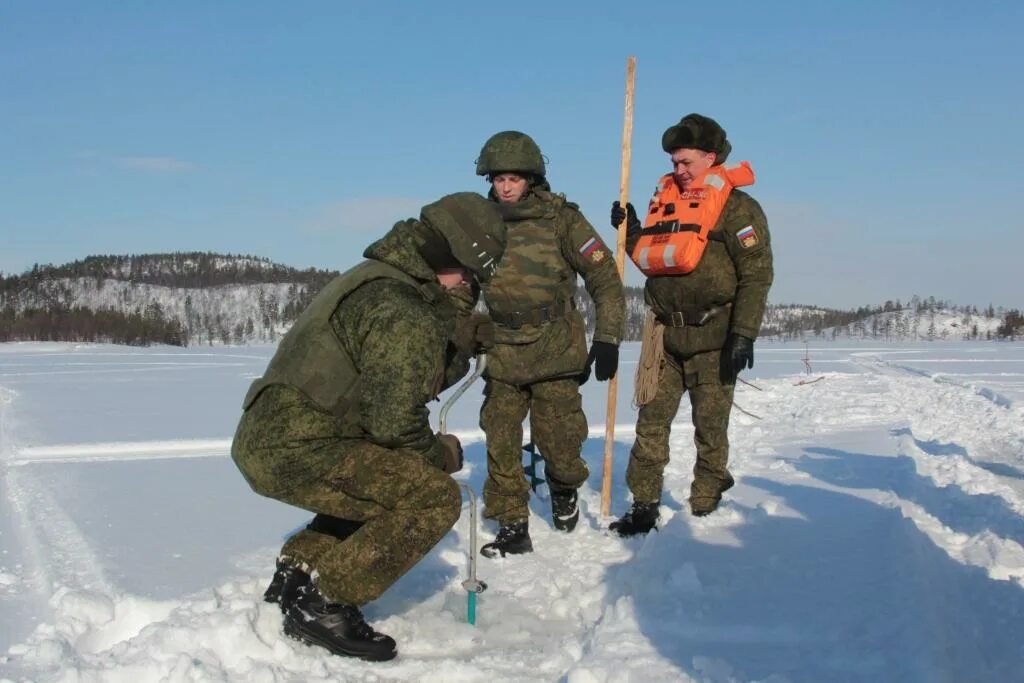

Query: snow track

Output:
[10, 439, 232, 466]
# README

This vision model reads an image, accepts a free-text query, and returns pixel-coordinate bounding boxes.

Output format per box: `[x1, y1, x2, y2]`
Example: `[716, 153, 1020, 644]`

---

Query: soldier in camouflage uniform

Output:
[473, 131, 626, 557]
[231, 193, 505, 661]
[609, 114, 773, 533]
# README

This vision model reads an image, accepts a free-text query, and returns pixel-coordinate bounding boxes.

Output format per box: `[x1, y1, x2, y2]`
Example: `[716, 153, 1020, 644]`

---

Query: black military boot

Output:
[283, 584, 397, 662]
[263, 561, 311, 612]
[608, 501, 660, 537]
[550, 488, 580, 532]
[480, 520, 533, 558]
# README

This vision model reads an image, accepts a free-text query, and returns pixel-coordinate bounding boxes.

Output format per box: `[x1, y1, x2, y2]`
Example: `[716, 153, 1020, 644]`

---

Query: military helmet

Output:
[419, 192, 507, 283]
[475, 131, 546, 177]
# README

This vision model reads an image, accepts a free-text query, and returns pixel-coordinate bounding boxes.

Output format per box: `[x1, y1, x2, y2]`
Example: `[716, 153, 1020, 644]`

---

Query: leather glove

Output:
[453, 313, 495, 355]
[587, 340, 619, 382]
[724, 334, 754, 378]
[435, 433, 464, 474]
[611, 201, 641, 235]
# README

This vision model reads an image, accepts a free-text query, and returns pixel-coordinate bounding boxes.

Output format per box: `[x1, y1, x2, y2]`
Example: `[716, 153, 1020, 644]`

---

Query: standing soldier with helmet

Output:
[609, 113, 773, 533]
[231, 193, 504, 661]
[473, 131, 626, 558]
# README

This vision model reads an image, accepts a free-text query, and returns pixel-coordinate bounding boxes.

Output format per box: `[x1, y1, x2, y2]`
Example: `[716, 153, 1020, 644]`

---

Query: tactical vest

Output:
[484, 193, 576, 342]
[632, 162, 755, 276]
[241, 261, 437, 417]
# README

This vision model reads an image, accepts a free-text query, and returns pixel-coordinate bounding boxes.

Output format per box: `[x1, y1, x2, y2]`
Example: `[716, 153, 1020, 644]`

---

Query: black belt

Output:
[490, 299, 574, 329]
[658, 303, 731, 328]
[643, 221, 727, 242]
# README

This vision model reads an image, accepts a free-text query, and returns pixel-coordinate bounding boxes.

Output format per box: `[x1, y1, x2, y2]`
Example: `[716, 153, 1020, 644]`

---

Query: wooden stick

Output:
[601, 56, 635, 517]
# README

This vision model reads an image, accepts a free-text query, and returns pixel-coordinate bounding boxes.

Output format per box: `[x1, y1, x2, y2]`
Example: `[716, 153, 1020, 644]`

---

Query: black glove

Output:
[435, 433, 464, 474]
[587, 341, 619, 382]
[724, 334, 754, 378]
[611, 201, 641, 235]
[453, 313, 495, 355]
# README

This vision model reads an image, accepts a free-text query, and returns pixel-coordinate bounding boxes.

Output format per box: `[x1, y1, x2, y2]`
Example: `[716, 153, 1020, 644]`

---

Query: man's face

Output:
[435, 266, 471, 291]
[491, 173, 529, 203]
[670, 148, 716, 190]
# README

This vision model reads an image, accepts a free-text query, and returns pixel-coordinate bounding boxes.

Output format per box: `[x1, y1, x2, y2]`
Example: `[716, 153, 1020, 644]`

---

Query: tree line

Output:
[2, 253, 1022, 346]
[1, 252, 336, 291]
[0, 305, 187, 346]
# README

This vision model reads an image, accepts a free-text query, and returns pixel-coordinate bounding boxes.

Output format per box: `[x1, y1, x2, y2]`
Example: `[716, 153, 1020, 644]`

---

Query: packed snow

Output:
[1, 340, 1023, 682]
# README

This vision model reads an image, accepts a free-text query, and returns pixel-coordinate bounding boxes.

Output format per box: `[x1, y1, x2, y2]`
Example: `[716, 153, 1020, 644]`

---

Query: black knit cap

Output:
[661, 113, 732, 165]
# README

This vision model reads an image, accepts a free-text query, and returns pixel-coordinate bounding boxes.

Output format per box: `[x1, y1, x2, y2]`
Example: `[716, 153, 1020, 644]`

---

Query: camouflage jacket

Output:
[482, 189, 626, 384]
[240, 220, 472, 469]
[627, 189, 773, 358]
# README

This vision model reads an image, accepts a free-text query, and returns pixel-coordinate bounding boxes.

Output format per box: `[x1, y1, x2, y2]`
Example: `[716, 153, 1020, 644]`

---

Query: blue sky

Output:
[2, 1, 1021, 309]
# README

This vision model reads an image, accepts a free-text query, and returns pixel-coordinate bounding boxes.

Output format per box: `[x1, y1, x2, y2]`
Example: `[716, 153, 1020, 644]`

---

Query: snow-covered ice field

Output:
[1, 340, 1023, 682]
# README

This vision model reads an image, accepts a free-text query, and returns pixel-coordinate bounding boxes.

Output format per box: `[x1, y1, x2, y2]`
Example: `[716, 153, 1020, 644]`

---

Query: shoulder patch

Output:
[736, 225, 758, 248]
[579, 236, 610, 263]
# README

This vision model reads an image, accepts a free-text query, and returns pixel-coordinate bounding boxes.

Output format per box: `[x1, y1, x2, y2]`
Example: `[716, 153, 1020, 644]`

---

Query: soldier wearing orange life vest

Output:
[609, 113, 774, 532]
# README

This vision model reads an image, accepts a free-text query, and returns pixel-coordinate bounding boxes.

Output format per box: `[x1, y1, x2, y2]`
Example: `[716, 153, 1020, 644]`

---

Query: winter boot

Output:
[480, 520, 533, 558]
[690, 474, 735, 517]
[609, 501, 660, 537]
[550, 488, 580, 532]
[263, 561, 311, 612]
[283, 584, 397, 662]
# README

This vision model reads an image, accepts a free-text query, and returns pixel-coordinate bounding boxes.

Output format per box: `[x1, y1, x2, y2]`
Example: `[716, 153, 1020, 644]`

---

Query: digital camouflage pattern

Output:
[479, 186, 625, 523]
[233, 385, 461, 606]
[480, 377, 589, 523]
[419, 192, 507, 283]
[625, 351, 735, 505]
[232, 217, 480, 606]
[623, 187, 772, 509]
[475, 130, 546, 177]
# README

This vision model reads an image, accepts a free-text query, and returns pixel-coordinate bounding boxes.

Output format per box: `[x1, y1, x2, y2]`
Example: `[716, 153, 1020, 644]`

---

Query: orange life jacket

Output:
[630, 161, 755, 276]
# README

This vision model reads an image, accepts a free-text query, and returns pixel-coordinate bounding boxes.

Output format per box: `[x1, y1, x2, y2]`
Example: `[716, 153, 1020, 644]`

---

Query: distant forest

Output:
[1, 252, 336, 289]
[1, 253, 335, 346]
[1, 253, 1022, 346]
[761, 297, 1022, 342]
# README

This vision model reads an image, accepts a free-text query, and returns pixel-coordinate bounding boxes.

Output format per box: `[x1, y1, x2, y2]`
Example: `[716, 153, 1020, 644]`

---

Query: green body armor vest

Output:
[485, 193, 577, 345]
[242, 261, 433, 418]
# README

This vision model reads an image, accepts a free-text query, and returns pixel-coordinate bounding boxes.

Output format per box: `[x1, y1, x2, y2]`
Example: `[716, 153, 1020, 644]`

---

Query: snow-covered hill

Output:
[10, 277, 306, 345]
[1, 253, 333, 345]
[762, 301, 1008, 342]
[2, 254, 1019, 346]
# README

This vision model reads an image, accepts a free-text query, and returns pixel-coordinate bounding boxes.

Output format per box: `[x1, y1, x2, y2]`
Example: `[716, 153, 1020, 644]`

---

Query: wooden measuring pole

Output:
[601, 56, 636, 517]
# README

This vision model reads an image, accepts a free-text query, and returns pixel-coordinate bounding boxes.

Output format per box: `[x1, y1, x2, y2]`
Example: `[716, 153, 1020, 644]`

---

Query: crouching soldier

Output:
[231, 193, 505, 661]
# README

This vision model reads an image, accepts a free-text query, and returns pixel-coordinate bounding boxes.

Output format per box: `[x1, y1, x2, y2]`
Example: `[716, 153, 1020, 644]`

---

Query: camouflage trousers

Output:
[626, 349, 736, 504]
[232, 385, 461, 606]
[480, 377, 589, 524]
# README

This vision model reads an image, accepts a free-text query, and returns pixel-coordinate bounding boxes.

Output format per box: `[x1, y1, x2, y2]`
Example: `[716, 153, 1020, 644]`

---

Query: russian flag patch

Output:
[737, 225, 758, 248]
[579, 236, 608, 263]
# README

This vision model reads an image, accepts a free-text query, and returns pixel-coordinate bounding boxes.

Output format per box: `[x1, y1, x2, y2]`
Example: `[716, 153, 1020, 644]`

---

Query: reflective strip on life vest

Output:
[663, 244, 677, 269]
[637, 247, 651, 271]
[629, 161, 755, 276]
